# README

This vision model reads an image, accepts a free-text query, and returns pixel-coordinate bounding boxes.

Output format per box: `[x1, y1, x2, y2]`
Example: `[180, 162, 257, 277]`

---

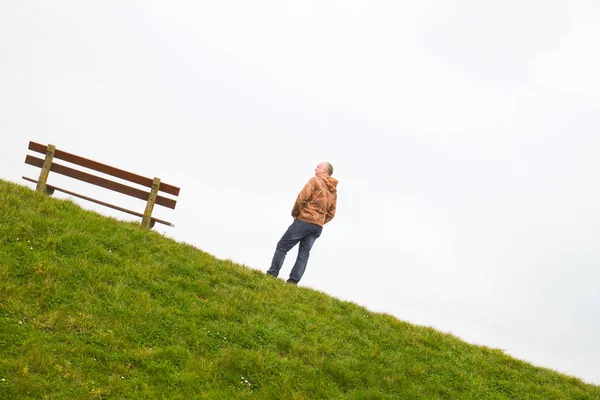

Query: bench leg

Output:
[36, 144, 56, 194]
[141, 177, 161, 229]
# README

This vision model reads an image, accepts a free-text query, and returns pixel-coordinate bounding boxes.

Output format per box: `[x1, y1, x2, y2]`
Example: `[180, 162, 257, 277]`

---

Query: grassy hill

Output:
[0, 179, 598, 400]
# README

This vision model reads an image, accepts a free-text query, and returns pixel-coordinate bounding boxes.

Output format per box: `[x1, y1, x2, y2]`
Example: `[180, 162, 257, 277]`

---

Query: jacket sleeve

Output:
[291, 179, 315, 218]
[324, 192, 337, 224]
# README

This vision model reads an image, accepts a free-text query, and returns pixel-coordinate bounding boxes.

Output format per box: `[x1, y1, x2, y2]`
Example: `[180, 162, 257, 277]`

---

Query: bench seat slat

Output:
[22, 176, 174, 227]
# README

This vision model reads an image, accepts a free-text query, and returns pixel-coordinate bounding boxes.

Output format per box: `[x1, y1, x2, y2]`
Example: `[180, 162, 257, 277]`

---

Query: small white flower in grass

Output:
[121, 376, 125, 379]
[16, 238, 19, 241]
[19, 321, 23, 325]
[1, 378, 5, 381]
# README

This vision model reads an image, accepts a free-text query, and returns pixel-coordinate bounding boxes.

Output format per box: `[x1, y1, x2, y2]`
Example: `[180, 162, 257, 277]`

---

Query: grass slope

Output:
[0, 179, 598, 400]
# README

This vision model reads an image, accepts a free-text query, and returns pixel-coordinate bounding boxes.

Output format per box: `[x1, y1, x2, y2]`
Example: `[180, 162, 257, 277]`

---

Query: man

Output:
[267, 161, 338, 284]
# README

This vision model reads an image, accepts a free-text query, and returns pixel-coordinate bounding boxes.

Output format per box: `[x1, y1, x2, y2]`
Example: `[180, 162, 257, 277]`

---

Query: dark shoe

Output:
[266, 272, 277, 278]
[286, 279, 298, 285]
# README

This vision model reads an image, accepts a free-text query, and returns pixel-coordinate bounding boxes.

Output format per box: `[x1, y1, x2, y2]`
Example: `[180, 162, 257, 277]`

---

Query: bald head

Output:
[315, 161, 334, 177]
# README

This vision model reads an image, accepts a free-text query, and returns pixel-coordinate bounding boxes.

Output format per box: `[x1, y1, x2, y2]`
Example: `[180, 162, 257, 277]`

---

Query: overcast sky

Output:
[1, 0, 599, 385]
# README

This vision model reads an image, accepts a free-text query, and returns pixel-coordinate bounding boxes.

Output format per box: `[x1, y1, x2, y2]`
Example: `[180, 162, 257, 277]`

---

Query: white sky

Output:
[1, 0, 599, 385]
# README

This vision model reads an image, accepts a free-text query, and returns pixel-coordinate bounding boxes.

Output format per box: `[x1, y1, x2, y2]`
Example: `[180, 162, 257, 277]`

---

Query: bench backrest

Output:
[23, 141, 180, 228]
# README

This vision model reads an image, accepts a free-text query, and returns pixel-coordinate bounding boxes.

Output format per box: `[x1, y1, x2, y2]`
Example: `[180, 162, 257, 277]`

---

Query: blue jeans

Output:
[267, 220, 323, 283]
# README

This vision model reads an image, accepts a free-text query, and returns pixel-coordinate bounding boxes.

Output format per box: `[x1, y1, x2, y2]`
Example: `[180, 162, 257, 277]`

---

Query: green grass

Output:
[0, 179, 598, 399]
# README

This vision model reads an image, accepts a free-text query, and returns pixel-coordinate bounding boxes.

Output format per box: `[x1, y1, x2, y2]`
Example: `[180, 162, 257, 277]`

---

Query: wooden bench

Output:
[23, 141, 180, 229]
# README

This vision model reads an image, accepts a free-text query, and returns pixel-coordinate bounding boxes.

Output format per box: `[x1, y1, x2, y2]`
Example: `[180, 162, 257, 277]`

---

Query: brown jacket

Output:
[292, 175, 338, 227]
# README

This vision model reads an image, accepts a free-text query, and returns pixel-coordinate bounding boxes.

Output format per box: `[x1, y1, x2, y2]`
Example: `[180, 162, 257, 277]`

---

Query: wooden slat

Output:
[28, 141, 180, 196]
[25, 155, 177, 209]
[22, 176, 174, 227]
